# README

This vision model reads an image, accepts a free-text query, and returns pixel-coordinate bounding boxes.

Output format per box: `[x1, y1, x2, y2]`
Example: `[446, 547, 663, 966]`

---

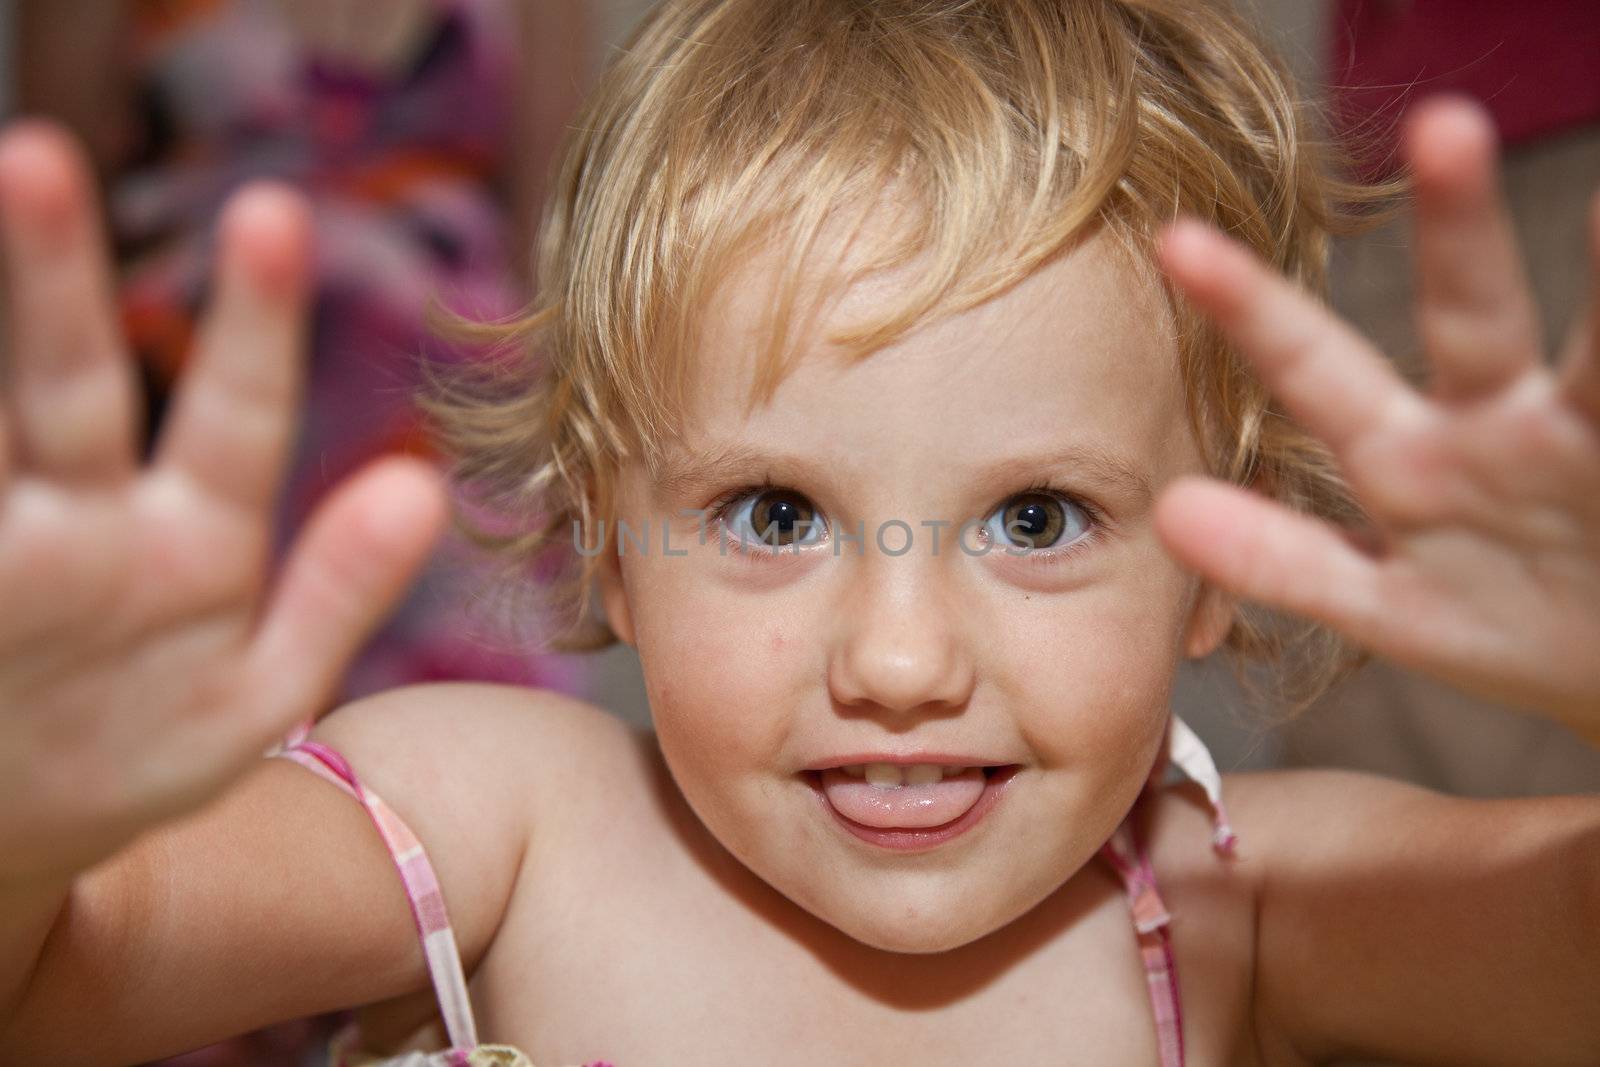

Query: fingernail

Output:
[1409, 94, 1497, 179]
[1160, 218, 1215, 268]
[221, 183, 312, 297]
[0, 121, 87, 233]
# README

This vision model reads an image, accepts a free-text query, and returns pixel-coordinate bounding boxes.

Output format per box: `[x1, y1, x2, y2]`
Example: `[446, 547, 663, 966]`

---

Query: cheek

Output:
[625, 554, 801, 786]
[1007, 558, 1189, 776]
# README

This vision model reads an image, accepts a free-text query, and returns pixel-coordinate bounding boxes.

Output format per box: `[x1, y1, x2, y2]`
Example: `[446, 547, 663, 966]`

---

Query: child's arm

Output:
[0, 119, 511, 1058]
[1153, 93, 1600, 745]
[1229, 769, 1600, 1064]
[1150, 93, 1600, 1060]
[1, 682, 558, 1063]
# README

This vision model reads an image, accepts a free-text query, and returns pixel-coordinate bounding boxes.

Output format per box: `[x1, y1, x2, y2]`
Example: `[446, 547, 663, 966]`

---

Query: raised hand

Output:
[1152, 94, 1600, 744]
[0, 122, 449, 883]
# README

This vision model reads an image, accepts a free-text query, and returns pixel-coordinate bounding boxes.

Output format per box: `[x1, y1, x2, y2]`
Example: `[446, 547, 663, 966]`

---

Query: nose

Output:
[826, 548, 977, 720]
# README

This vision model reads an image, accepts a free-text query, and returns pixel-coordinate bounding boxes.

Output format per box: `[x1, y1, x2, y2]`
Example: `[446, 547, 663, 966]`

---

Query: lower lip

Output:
[803, 765, 1021, 852]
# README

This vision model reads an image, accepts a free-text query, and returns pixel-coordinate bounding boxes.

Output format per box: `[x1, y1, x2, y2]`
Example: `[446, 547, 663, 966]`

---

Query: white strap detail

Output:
[1167, 714, 1237, 854]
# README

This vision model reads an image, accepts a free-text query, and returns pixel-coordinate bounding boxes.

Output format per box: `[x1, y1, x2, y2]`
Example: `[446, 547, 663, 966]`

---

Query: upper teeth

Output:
[842, 763, 974, 786]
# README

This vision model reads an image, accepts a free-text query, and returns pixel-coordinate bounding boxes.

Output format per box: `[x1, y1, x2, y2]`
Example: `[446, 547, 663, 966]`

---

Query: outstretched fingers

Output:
[0, 121, 140, 486]
[242, 456, 448, 739]
[154, 182, 311, 517]
[1408, 95, 1544, 403]
[1157, 217, 1428, 462]
[1155, 476, 1384, 645]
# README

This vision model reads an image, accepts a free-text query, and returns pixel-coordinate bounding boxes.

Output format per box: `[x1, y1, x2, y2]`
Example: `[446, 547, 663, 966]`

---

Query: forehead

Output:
[660, 221, 1190, 497]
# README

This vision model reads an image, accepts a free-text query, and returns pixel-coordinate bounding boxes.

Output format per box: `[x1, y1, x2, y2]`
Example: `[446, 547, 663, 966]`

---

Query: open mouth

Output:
[800, 764, 1013, 786]
[801, 764, 1023, 851]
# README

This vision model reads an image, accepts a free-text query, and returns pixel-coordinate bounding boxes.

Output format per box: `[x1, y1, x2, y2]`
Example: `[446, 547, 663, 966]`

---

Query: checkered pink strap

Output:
[1099, 793, 1185, 1067]
[272, 733, 481, 1061]
[1096, 715, 1241, 1066]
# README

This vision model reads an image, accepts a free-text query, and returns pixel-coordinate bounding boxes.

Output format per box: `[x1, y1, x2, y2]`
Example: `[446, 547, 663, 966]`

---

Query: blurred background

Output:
[0, 1, 1595, 1064]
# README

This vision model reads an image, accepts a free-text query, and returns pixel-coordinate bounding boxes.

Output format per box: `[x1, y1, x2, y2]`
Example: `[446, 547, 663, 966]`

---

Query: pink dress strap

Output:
[1098, 793, 1185, 1067]
[271, 732, 482, 1062]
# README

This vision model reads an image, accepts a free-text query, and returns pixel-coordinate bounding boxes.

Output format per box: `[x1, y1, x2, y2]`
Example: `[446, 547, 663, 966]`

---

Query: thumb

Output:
[243, 455, 449, 738]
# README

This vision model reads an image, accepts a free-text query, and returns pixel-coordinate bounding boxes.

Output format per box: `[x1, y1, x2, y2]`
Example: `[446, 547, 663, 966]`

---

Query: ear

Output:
[1174, 463, 1267, 660]
[1181, 578, 1235, 660]
[586, 478, 638, 648]
[596, 534, 637, 648]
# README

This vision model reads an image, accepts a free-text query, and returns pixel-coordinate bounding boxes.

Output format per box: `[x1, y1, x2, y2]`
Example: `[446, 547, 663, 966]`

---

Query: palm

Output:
[1341, 370, 1600, 714]
[5, 468, 254, 651]
[0, 123, 447, 881]
[1153, 95, 1600, 737]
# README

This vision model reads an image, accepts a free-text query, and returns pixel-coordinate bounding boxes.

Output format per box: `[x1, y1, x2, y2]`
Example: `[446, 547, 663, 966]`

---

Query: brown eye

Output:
[989, 492, 1086, 550]
[729, 489, 823, 547]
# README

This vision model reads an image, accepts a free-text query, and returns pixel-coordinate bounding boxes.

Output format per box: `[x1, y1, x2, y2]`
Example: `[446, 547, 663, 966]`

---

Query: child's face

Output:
[598, 222, 1232, 953]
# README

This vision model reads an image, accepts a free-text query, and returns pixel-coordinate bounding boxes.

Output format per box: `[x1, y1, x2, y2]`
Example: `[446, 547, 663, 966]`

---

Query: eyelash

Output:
[704, 478, 795, 560]
[704, 477, 1107, 564]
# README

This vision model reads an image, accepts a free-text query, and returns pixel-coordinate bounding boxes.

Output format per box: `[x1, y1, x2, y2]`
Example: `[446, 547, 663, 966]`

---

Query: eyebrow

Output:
[651, 442, 800, 503]
[971, 445, 1154, 505]
[651, 441, 1154, 507]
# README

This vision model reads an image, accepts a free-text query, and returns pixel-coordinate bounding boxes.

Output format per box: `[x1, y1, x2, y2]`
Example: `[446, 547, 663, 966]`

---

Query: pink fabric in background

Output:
[1329, 0, 1600, 178]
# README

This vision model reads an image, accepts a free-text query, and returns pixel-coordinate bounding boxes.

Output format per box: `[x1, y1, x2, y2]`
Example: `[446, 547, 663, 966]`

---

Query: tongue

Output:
[819, 767, 987, 829]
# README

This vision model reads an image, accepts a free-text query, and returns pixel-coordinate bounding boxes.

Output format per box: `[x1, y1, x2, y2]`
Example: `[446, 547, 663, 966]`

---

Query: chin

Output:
[844, 923, 989, 955]
[807, 887, 1007, 955]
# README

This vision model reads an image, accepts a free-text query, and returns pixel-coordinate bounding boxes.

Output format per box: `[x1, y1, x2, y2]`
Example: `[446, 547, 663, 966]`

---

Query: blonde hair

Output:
[424, 0, 1406, 717]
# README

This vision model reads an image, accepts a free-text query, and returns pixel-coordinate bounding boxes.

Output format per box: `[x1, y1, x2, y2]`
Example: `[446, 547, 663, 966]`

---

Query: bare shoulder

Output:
[1134, 768, 1539, 1067]
[305, 682, 637, 968]
[1217, 764, 1600, 881]
[1218, 766, 1437, 850]
[1222, 765, 1435, 812]
[312, 681, 634, 788]
[1213, 765, 1578, 868]
[1201, 773, 1600, 1063]
[1137, 766, 1464, 894]
[1135, 769, 1450, 947]
[309, 679, 637, 853]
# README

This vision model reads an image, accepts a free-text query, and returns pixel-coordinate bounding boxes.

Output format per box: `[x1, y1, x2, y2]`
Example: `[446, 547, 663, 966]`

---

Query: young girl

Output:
[3, 1, 1598, 1064]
